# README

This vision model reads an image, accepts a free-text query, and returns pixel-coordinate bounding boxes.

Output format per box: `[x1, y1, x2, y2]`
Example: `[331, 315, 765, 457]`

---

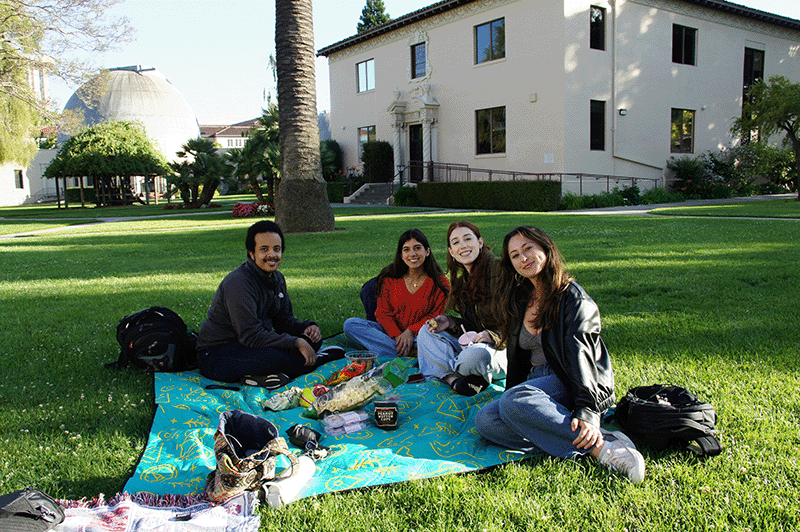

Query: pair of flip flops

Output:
[240, 373, 291, 390]
[240, 346, 348, 390]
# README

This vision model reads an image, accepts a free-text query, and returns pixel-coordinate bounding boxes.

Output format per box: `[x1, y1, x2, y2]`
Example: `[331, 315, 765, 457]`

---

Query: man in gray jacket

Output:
[196, 221, 341, 387]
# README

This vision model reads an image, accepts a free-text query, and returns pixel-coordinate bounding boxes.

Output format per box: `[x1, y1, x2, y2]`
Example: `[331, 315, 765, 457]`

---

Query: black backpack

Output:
[110, 306, 198, 372]
[615, 384, 722, 458]
[0, 487, 64, 532]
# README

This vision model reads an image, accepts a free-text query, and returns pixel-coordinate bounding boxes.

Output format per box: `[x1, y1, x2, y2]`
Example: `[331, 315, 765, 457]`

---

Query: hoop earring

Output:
[515, 273, 525, 284]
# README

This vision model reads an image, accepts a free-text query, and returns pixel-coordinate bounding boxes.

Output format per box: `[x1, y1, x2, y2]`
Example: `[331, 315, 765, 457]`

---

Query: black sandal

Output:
[451, 375, 489, 396]
[240, 373, 290, 390]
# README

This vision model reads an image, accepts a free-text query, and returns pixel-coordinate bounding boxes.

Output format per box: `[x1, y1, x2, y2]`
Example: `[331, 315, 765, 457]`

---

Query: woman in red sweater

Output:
[344, 228, 449, 357]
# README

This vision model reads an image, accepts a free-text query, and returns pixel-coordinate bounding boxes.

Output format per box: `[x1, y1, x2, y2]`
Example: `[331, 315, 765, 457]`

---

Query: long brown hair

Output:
[376, 228, 449, 297]
[493, 226, 572, 348]
[445, 221, 490, 313]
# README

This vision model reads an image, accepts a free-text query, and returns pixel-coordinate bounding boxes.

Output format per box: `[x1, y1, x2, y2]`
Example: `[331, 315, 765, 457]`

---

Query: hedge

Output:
[361, 141, 394, 183]
[327, 182, 346, 203]
[414, 180, 561, 211]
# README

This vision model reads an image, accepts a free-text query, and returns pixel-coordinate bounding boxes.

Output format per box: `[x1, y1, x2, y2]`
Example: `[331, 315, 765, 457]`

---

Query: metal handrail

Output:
[406, 161, 661, 192]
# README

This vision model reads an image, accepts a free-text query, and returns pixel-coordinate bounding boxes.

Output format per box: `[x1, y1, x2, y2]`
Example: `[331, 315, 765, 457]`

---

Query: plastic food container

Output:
[345, 351, 377, 371]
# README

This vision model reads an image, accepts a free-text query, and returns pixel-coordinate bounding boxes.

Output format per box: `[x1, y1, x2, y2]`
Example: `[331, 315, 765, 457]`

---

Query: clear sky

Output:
[47, 0, 800, 126]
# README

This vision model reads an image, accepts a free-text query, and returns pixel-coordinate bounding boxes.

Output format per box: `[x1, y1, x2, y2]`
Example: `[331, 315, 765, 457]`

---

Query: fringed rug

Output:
[55, 491, 258, 532]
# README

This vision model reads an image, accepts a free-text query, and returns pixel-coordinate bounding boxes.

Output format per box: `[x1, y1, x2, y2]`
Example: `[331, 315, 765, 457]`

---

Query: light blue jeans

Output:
[475, 364, 590, 458]
[416, 327, 507, 382]
[343, 317, 406, 357]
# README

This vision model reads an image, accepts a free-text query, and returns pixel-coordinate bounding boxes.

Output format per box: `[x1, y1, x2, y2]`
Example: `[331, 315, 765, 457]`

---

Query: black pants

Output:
[197, 338, 323, 383]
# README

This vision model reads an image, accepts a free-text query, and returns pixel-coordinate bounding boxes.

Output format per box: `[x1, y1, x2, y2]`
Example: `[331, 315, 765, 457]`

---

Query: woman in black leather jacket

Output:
[475, 226, 646, 483]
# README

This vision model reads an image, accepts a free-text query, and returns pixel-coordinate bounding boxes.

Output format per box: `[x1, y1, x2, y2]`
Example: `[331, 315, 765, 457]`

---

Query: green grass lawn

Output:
[0, 205, 798, 531]
[652, 197, 800, 218]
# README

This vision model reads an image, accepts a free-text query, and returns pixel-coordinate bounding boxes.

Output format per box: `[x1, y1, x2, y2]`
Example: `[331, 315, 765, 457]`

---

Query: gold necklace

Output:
[406, 275, 424, 288]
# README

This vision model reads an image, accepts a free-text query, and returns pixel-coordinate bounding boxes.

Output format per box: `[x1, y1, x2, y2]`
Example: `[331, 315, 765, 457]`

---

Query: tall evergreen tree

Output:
[357, 0, 390, 33]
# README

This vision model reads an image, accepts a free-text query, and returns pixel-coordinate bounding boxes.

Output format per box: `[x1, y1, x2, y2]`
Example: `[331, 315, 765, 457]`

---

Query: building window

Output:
[14, 169, 24, 189]
[227, 139, 233, 147]
[411, 42, 426, 79]
[358, 125, 376, 158]
[475, 18, 505, 64]
[476, 107, 506, 155]
[671, 108, 695, 153]
[741, 47, 765, 143]
[590, 100, 605, 151]
[672, 24, 697, 65]
[590, 6, 606, 51]
[356, 59, 375, 93]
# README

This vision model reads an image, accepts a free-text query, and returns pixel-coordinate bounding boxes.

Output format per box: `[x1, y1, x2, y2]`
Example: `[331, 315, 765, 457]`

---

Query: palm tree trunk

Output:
[274, 0, 334, 233]
[198, 176, 219, 206]
[250, 175, 266, 203]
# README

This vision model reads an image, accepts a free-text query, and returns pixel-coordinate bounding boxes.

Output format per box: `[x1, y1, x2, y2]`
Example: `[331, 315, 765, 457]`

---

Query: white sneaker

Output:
[597, 430, 646, 484]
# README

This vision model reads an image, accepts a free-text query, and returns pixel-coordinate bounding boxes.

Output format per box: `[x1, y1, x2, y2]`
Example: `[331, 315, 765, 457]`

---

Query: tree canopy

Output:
[168, 137, 233, 207]
[0, 0, 132, 164]
[230, 102, 281, 203]
[732, 75, 800, 199]
[357, 0, 390, 33]
[44, 121, 170, 180]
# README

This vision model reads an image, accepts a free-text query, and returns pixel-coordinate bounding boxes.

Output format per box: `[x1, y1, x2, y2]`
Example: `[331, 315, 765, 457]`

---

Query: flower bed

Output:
[232, 202, 275, 217]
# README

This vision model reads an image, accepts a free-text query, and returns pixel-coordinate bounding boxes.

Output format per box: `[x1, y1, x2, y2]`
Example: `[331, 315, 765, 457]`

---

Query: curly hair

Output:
[493, 226, 572, 348]
[445, 221, 491, 313]
[245, 220, 284, 253]
[376, 228, 449, 297]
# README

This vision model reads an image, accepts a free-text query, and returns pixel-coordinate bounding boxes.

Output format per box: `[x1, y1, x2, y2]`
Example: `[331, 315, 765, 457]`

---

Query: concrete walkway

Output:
[1, 193, 796, 239]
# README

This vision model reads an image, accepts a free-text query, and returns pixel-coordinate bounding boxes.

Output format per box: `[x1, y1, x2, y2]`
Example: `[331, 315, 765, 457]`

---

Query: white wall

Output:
[324, 0, 800, 189]
[0, 164, 29, 207]
[328, 0, 570, 175]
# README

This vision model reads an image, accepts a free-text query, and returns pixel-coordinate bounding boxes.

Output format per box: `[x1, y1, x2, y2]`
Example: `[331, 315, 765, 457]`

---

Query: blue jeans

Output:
[343, 317, 406, 357]
[475, 364, 591, 458]
[197, 337, 322, 383]
[416, 327, 507, 382]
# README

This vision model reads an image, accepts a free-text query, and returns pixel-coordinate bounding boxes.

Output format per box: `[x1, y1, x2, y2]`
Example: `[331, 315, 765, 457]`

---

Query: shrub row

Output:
[413, 180, 562, 211]
[667, 144, 796, 199]
[559, 185, 685, 210]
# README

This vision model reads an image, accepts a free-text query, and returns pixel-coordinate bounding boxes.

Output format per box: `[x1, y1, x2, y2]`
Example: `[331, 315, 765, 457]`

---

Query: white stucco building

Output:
[318, 0, 800, 194]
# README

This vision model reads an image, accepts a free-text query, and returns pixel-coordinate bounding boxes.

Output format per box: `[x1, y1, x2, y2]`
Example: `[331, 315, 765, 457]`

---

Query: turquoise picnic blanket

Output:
[124, 349, 525, 499]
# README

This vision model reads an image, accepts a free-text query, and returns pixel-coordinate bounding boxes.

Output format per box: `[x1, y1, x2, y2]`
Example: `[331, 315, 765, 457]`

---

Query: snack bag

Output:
[263, 386, 304, 412]
[310, 358, 409, 417]
[326, 361, 367, 386]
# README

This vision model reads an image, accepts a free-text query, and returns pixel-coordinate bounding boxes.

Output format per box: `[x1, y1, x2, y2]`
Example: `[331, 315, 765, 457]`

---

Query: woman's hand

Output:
[303, 324, 321, 343]
[394, 328, 416, 356]
[570, 417, 603, 450]
[427, 315, 451, 333]
[295, 337, 317, 366]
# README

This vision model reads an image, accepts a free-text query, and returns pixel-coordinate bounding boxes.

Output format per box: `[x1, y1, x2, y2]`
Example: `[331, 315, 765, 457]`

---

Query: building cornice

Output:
[317, 0, 800, 57]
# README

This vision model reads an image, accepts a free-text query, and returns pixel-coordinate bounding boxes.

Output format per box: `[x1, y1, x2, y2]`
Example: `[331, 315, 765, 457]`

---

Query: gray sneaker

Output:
[597, 430, 646, 483]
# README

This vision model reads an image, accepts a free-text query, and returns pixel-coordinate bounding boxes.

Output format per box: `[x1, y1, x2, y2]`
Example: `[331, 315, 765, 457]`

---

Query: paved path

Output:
[1, 194, 796, 239]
